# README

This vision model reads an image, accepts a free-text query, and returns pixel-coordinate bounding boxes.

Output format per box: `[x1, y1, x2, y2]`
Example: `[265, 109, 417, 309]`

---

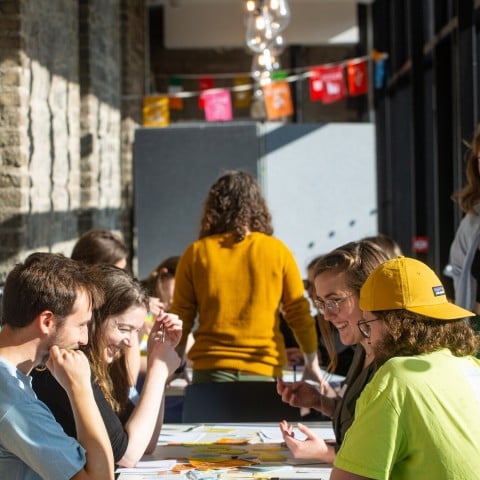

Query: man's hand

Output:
[46, 346, 91, 395]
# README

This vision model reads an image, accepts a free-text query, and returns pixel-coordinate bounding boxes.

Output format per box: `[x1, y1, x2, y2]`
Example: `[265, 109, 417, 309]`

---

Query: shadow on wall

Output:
[0, 208, 128, 279]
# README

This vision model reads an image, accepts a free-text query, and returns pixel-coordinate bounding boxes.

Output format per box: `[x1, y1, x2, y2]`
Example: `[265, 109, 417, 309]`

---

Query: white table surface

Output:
[116, 422, 333, 480]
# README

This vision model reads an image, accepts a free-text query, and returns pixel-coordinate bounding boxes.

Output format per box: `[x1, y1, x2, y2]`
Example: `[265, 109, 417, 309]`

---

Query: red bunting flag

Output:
[309, 67, 324, 101]
[198, 76, 214, 109]
[319, 65, 347, 104]
[346, 60, 368, 96]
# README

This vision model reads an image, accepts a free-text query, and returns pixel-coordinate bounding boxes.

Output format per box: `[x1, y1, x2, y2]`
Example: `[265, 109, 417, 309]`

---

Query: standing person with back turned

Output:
[331, 256, 480, 480]
[170, 170, 325, 384]
[0, 252, 114, 480]
[450, 125, 480, 316]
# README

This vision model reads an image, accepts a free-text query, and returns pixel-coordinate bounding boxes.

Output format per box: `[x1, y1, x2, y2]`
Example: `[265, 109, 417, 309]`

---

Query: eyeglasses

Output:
[313, 294, 354, 315]
[357, 317, 381, 338]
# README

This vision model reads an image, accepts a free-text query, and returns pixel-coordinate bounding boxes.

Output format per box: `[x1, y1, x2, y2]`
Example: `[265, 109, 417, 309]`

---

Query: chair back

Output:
[182, 381, 302, 423]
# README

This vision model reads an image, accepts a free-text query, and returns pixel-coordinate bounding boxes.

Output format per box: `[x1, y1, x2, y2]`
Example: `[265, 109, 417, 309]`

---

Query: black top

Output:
[332, 345, 376, 446]
[31, 369, 131, 464]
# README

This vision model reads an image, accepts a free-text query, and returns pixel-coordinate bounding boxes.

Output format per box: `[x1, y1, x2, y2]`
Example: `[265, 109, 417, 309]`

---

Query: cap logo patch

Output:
[432, 285, 445, 297]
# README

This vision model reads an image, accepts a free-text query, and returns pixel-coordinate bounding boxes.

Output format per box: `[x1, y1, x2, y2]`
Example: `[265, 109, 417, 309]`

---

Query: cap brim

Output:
[407, 303, 475, 320]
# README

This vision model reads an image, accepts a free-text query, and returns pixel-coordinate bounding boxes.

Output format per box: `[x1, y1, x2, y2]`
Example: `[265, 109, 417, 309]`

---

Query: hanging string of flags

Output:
[142, 50, 388, 126]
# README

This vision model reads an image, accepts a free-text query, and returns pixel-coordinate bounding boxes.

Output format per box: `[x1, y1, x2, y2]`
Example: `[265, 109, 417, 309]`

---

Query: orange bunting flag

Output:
[346, 60, 368, 96]
[315, 65, 347, 104]
[201, 89, 233, 122]
[262, 81, 293, 120]
[142, 96, 170, 127]
[198, 76, 214, 109]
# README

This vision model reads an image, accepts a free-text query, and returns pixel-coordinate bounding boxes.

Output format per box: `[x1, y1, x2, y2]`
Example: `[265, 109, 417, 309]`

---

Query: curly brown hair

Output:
[199, 170, 273, 241]
[452, 124, 480, 214]
[373, 309, 479, 367]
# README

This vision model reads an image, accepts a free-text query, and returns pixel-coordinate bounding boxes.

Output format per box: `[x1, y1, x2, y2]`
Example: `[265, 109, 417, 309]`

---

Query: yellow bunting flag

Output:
[142, 96, 170, 127]
[233, 77, 251, 108]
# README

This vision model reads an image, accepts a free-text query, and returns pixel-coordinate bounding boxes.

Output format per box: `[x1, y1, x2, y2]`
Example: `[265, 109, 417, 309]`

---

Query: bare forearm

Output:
[68, 386, 114, 480]
[314, 395, 336, 417]
[145, 395, 166, 454]
[119, 362, 169, 467]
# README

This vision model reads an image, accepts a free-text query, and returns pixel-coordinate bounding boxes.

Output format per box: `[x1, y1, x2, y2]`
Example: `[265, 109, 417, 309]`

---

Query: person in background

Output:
[362, 233, 403, 260]
[277, 239, 393, 463]
[331, 256, 480, 480]
[141, 256, 190, 387]
[450, 125, 480, 319]
[142, 256, 180, 311]
[71, 228, 129, 270]
[32, 264, 181, 467]
[170, 170, 325, 385]
[0, 252, 114, 480]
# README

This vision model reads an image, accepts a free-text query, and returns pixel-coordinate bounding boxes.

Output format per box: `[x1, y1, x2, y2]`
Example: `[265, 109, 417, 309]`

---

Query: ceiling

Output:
[148, 0, 366, 48]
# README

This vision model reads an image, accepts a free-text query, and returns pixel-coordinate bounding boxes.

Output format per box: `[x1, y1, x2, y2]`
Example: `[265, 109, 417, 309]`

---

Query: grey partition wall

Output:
[134, 122, 260, 279]
[134, 121, 377, 280]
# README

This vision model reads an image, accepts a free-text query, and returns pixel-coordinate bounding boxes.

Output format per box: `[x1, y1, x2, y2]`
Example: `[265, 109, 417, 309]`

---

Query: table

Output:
[116, 422, 333, 480]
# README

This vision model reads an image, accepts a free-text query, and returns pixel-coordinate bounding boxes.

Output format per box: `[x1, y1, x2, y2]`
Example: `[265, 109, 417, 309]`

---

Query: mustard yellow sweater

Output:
[170, 232, 317, 377]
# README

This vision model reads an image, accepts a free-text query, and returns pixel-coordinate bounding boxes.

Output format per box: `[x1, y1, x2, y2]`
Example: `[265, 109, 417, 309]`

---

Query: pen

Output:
[160, 324, 166, 342]
[293, 364, 296, 382]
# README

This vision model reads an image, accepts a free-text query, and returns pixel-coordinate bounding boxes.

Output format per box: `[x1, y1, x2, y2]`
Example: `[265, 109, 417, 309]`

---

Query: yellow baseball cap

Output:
[359, 256, 475, 320]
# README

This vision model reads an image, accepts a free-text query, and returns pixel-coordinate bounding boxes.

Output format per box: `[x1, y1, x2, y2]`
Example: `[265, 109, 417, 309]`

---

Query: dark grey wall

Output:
[134, 123, 259, 279]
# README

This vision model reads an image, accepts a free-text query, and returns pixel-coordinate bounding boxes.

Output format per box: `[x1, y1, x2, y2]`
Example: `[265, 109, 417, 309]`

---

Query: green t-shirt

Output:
[334, 349, 480, 480]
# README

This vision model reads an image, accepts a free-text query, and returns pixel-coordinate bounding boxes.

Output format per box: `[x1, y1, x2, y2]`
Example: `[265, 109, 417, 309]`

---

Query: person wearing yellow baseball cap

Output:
[331, 257, 480, 480]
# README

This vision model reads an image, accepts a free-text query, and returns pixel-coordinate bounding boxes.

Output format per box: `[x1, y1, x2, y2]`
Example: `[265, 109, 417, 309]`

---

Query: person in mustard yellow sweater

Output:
[170, 170, 326, 385]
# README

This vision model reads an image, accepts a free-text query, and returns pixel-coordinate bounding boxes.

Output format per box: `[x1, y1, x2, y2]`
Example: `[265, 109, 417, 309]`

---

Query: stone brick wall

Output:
[0, 0, 146, 281]
[78, 0, 123, 231]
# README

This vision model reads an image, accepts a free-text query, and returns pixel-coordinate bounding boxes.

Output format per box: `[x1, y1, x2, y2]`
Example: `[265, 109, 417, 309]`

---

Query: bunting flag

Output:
[143, 51, 389, 122]
[142, 96, 170, 127]
[202, 89, 233, 122]
[198, 76, 214, 109]
[309, 67, 324, 101]
[374, 58, 386, 89]
[318, 65, 347, 104]
[262, 81, 293, 120]
[346, 60, 368, 96]
[168, 76, 183, 110]
[233, 77, 252, 108]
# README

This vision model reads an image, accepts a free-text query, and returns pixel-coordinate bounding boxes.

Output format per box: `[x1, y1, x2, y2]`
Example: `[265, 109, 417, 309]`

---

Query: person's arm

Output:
[124, 331, 141, 388]
[280, 421, 336, 464]
[276, 378, 337, 417]
[117, 313, 181, 467]
[47, 346, 114, 480]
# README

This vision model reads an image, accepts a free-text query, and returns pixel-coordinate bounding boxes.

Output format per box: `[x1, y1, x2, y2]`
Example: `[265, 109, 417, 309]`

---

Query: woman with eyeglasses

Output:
[277, 239, 396, 463]
[32, 265, 182, 467]
[331, 257, 480, 480]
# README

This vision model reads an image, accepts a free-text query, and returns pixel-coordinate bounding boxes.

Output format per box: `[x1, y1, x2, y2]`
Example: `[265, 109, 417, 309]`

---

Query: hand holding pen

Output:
[148, 312, 182, 348]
